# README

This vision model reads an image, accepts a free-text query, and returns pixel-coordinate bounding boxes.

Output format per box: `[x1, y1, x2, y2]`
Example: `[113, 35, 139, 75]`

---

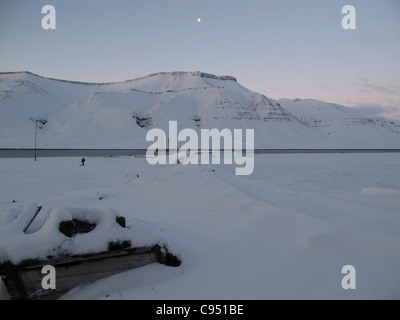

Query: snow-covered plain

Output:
[1, 153, 399, 299]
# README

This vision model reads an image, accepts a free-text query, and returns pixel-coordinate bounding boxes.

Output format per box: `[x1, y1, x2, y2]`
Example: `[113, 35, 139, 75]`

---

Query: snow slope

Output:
[279, 98, 400, 148]
[1, 71, 399, 149]
[1, 153, 399, 299]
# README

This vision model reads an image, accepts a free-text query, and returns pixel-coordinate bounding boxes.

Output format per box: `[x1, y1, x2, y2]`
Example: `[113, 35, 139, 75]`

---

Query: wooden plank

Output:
[23, 206, 42, 233]
[20, 251, 159, 300]
[19, 246, 155, 270]
[2, 244, 181, 299]
[2, 246, 164, 300]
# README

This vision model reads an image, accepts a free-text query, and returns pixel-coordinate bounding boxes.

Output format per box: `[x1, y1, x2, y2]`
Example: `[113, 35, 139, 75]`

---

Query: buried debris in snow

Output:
[0, 204, 181, 300]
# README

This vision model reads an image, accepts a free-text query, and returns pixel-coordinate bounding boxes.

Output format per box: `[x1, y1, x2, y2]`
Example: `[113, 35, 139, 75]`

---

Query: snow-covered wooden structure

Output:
[0, 204, 180, 300]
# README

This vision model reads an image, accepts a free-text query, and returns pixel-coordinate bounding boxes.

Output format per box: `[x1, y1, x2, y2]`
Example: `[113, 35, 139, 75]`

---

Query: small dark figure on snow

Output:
[81, 158, 85, 166]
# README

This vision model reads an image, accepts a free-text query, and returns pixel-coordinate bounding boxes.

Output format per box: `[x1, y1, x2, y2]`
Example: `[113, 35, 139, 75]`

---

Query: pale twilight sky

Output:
[1, 0, 399, 118]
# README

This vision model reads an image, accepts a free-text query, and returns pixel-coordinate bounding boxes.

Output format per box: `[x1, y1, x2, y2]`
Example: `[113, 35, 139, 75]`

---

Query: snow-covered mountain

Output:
[279, 98, 400, 148]
[0, 71, 399, 148]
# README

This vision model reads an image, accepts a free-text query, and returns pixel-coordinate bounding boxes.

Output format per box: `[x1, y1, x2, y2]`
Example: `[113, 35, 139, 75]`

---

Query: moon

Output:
[197, 17, 201, 23]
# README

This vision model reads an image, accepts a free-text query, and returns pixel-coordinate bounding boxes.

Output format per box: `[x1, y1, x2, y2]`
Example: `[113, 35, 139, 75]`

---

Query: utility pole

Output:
[34, 119, 37, 161]
[30, 118, 38, 161]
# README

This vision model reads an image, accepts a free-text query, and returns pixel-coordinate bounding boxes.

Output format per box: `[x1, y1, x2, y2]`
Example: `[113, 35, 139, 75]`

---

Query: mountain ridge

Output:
[0, 71, 237, 87]
[0, 71, 399, 149]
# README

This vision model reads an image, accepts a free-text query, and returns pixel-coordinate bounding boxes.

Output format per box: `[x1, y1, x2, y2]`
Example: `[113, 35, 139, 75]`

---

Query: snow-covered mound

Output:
[0, 71, 399, 148]
[0, 203, 169, 265]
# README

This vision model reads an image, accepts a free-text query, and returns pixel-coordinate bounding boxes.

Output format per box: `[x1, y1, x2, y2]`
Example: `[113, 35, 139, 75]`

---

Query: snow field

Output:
[0, 153, 399, 299]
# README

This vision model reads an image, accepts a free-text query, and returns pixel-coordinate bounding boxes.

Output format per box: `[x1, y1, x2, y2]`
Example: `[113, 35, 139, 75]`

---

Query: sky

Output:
[0, 0, 399, 118]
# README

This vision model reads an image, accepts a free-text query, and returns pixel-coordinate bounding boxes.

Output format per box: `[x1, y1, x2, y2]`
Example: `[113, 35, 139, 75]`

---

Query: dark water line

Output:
[1, 148, 399, 158]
